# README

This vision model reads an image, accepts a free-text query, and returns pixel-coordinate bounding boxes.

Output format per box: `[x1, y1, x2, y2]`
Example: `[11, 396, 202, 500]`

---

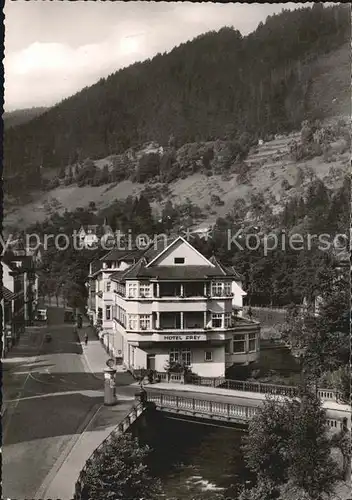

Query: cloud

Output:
[4, 2, 315, 110]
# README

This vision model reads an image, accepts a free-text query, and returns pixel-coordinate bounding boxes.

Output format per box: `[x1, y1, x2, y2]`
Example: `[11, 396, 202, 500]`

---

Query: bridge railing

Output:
[151, 372, 342, 402]
[147, 391, 258, 421]
[74, 402, 145, 500]
[191, 378, 299, 397]
[189, 378, 341, 401]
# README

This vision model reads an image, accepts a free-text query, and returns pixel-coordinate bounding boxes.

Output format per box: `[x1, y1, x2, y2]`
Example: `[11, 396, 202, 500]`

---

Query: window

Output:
[174, 257, 185, 264]
[128, 283, 138, 298]
[204, 351, 213, 362]
[120, 309, 126, 327]
[169, 348, 192, 366]
[140, 315, 151, 330]
[106, 281, 111, 292]
[105, 305, 112, 321]
[249, 332, 256, 352]
[224, 313, 231, 328]
[169, 348, 180, 364]
[117, 306, 126, 326]
[224, 282, 232, 295]
[181, 348, 192, 366]
[140, 284, 152, 298]
[128, 315, 138, 330]
[212, 313, 223, 328]
[211, 282, 223, 296]
[233, 333, 246, 353]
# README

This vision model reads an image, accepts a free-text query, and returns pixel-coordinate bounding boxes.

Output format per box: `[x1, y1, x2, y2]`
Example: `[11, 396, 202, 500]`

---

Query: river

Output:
[133, 346, 299, 499]
[136, 411, 252, 500]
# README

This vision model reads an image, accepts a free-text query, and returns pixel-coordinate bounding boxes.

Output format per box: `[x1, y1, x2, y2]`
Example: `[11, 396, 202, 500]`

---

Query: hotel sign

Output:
[161, 334, 207, 342]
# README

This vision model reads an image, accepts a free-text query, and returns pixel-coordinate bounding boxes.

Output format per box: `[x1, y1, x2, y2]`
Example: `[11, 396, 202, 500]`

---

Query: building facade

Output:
[86, 247, 146, 352]
[88, 237, 260, 377]
[2, 253, 39, 349]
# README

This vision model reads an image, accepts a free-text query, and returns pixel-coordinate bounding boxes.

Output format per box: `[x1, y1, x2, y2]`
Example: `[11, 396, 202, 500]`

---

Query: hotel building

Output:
[87, 236, 260, 377]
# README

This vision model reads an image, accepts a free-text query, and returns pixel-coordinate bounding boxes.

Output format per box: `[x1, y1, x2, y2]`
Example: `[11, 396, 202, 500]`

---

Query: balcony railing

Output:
[116, 292, 235, 300]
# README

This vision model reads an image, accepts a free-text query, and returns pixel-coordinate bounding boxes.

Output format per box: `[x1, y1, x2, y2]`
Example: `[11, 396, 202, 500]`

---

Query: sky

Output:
[4, 1, 315, 111]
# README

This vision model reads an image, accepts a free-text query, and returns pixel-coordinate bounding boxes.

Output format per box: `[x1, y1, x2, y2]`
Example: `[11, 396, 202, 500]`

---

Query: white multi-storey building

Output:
[86, 247, 146, 353]
[88, 236, 260, 377]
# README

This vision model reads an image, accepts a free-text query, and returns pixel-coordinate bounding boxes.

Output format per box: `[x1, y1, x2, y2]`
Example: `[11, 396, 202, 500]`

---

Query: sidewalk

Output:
[35, 321, 137, 500]
[36, 402, 135, 499]
[76, 322, 127, 377]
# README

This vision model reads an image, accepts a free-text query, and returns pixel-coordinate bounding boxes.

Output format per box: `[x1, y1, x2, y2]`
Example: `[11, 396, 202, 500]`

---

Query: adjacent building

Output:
[87, 236, 260, 377]
[1, 252, 39, 356]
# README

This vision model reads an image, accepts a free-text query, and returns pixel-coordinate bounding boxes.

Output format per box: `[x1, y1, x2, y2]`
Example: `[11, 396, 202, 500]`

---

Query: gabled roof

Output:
[111, 261, 238, 281]
[145, 236, 214, 268]
[2, 257, 20, 272]
[208, 256, 244, 280]
[109, 270, 128, 281]
[89, 260, 103, 277]
[111, 258, 148, 282]
[100, 247, 145, 263]
[142, 236, 178, 264]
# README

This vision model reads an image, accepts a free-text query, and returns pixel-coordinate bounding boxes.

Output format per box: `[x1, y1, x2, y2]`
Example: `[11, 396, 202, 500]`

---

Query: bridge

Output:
[143, 379, 350, 431]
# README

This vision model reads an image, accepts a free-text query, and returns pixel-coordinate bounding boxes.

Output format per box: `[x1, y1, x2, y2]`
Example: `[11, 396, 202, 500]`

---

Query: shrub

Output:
[281, 179, 291, 191]
[234, 162, 251, 185]
[137, 153, 160, 183]
[64, 176, 73, 186]
[48, 177, 60, 190]
[81, 432, 162, 500]
[211, 194, 225, 206]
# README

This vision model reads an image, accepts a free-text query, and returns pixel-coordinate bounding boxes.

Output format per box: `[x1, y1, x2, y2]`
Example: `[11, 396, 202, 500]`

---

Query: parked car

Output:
[36, 309, 48, 321]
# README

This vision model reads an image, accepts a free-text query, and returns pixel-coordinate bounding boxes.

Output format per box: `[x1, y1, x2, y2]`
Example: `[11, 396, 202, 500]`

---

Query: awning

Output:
[2, 286, 15, 302]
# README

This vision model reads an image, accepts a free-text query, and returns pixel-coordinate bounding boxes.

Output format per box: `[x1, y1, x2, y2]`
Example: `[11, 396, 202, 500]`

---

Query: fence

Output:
[74, 402, 145, 500]
[147, 391, 258, 422]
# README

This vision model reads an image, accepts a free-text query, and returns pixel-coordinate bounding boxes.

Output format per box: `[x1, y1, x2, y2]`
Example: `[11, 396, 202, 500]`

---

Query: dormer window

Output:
[174, 257, 185, 264]
[127, 283, 138, 298]
[140, 283, 151, 298]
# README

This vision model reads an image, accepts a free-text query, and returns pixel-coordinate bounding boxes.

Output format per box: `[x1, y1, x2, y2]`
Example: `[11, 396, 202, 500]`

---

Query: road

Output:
[2, 307, 133, 499]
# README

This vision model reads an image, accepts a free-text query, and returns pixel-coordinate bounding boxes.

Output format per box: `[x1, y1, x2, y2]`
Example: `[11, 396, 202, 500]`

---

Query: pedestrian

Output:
[84, 333, 88, 346]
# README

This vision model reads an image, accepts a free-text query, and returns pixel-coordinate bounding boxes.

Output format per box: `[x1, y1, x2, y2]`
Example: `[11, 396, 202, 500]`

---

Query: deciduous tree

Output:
[82, 432, 162, 500]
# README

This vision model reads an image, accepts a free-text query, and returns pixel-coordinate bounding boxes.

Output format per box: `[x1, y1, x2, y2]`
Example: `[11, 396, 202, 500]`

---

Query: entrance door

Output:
[147, 354, 155, 370]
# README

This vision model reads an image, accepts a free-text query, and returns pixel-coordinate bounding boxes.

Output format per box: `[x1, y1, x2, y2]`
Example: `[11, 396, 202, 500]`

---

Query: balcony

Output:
[158, 282, 207, 298]
[159, 311, 205, 330]
[119, 281, 236, 301]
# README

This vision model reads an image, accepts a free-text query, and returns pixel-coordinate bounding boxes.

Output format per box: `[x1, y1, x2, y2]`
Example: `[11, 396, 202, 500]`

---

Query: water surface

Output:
[137, 412, 251, 500]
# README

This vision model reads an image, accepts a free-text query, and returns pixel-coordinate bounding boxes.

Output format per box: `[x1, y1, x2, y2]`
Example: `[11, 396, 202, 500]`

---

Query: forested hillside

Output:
[4, 3, 349, 197]
[3, 107, 49, 129]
